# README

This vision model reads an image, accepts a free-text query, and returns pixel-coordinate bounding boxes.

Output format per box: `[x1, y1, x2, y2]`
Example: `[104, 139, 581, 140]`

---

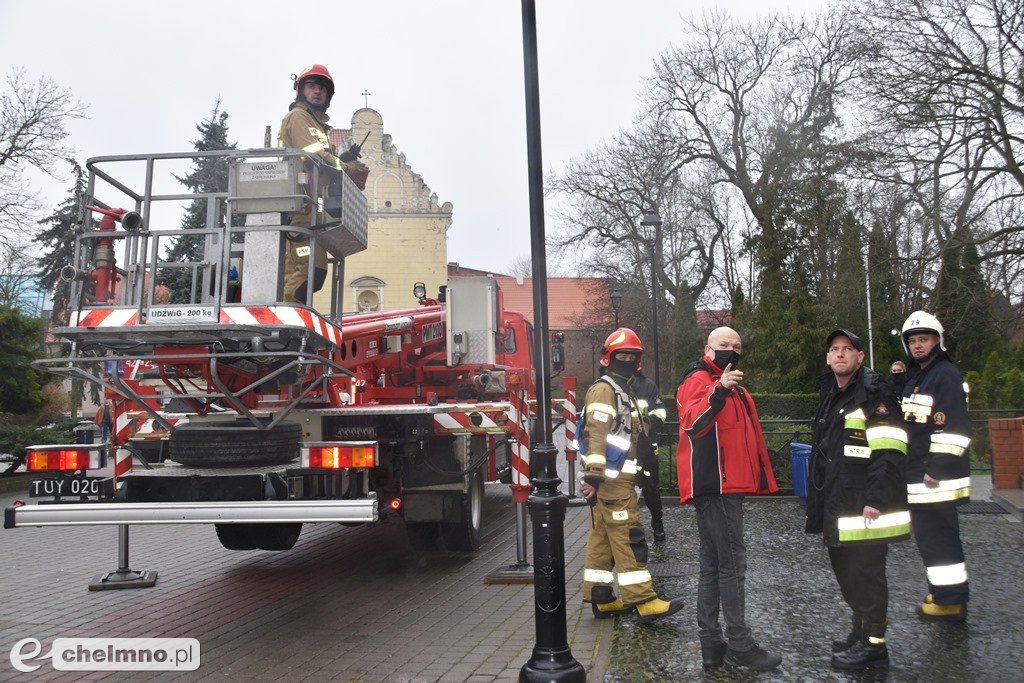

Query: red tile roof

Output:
[493, 277, 613, 329]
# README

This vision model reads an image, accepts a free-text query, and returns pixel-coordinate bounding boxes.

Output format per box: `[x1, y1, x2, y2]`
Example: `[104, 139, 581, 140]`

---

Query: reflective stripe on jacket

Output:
[579, 373, 640, 494]
[808, 367, 910, 547]
[902, 355, 972, 505]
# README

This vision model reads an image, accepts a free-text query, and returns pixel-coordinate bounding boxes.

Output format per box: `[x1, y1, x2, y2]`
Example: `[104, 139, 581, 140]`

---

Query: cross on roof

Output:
[362, 90, 371, 108]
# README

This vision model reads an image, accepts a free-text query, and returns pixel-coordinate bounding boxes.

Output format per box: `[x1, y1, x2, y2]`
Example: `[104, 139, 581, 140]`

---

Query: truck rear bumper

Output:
[5, 498, 377, 528]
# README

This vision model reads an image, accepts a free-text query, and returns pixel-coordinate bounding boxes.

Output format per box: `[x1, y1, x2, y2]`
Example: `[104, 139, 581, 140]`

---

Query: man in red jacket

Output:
[676, 326, 780, 671]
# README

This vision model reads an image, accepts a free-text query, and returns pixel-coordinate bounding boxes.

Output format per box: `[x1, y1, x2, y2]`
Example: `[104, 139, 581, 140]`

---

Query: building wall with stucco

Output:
[319, 108, 451, 313]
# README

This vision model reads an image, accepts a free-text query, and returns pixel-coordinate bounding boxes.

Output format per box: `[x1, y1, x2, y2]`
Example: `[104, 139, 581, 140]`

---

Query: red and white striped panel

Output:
[563, 377, 577, 462]
[508, 390, 531, 488]
[71, 306, 343, 346]
[110, 398, 133, 482]
[433, 411, 505, 434]
[131, 415, 184, 439]
[220, 306, 342, 346]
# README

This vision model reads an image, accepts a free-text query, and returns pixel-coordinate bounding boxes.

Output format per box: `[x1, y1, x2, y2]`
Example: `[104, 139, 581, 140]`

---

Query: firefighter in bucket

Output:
[578, 328, 684, 623]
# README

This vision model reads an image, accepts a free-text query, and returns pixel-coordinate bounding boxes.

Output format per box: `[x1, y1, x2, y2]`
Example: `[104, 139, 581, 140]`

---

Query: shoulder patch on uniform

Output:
[592, 411, 610, 423]
[875, 402, 889, 417]
[309, 127, 320, 136]
[933, 411, 946, 426]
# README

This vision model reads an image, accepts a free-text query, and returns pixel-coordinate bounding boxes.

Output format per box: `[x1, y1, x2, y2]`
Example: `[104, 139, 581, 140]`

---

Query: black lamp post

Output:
[640, 210, 662, 385]
[519, 0, 585, 680]
[610, 287, 622, 328]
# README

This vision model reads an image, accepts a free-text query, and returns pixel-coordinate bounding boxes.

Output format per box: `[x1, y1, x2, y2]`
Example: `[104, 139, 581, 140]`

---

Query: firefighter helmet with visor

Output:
[293, 64, 335, 107]
[901, 311, 945, 355]
[600, 328, 644, 367]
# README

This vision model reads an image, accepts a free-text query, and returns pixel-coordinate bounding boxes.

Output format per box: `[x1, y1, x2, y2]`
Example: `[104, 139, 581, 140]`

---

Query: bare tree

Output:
[0, 68, 87, 248]
[853, 0, 1024, 324]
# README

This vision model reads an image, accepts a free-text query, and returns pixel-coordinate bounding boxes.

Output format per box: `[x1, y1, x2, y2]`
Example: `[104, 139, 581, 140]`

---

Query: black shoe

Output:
[724, 643, 782, 671]
[832, 633, 858, 653]
[831, 640, 889, 670]
[652, 521, 666, 543]
[701, 642, 726, 669]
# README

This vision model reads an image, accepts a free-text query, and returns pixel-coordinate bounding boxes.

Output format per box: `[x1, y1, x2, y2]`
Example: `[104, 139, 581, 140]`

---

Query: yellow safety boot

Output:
[635, 597, 684, 624]
[917, 601, 967, 622]
[591, 598, 630, 619]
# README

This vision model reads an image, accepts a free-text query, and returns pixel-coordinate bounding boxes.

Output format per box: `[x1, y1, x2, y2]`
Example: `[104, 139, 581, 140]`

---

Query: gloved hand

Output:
[338, 144, 361, 163]
[344, 161, 370, 190]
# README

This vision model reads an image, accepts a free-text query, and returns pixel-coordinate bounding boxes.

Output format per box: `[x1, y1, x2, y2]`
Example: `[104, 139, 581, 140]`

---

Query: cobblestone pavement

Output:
[2, 473, 1020, 682]
[608, 478, 1024, 682]
[0, 480, 606, 683]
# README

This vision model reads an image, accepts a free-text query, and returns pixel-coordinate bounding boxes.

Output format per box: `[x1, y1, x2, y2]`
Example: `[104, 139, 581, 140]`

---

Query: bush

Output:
[0, 423, 76, 458]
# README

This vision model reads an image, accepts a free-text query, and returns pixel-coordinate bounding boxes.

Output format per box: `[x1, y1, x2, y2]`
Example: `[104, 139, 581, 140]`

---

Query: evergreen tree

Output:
[159, 101, 236, 303]
[867, 220, 904, 367]
[670, 280, 703, 382]
[35, 159, 87, 324]
[934, 231, 1003, 373]
[0, 304, 48, 414]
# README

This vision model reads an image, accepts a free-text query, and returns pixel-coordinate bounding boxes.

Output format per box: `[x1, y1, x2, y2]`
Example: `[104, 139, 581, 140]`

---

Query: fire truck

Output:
[4, 148, 548, 555]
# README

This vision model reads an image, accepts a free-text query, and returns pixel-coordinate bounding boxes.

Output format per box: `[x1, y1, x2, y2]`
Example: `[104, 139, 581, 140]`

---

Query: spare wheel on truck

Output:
[169, 419, 301, 466]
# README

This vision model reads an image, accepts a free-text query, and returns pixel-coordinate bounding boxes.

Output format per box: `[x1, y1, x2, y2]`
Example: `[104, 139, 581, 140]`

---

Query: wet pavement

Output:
[605, 487, 1024, 682]
[1, 472, 1020, 682]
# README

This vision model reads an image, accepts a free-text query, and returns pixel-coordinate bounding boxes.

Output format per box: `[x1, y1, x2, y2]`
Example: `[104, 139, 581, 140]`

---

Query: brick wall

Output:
[989, 417, 1024, 489]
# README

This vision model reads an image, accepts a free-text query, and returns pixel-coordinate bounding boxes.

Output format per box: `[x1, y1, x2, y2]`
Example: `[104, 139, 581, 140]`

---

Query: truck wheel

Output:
[248, 523, 303, 551]
[215, 523, 256, 551]
[441, 470, 485, 552]
[169, 419, 301, 466]
[406, 522, 441, 551]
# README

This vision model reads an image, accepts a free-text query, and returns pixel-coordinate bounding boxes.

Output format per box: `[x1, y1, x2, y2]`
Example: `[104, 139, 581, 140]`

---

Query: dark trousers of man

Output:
[694, 493, 754, 651]
[911, 505, 969, 604]
[828, 544, 889, 628]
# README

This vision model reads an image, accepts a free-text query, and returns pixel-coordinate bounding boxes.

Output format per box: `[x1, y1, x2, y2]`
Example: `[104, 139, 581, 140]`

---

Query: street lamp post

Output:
[610, 287, 621, 328]
[640, 210, 662, 385]
[519, 0, 585, 680]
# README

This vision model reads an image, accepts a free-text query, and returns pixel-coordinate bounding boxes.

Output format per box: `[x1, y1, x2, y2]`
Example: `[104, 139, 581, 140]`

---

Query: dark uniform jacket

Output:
[633, 373, 665, 473]
[807, 366, 910, 546]
[901, 354, 972, 505]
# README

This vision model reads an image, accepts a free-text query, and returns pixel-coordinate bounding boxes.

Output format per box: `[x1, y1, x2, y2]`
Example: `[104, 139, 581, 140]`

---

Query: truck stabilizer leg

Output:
[88, 524, 158, 591]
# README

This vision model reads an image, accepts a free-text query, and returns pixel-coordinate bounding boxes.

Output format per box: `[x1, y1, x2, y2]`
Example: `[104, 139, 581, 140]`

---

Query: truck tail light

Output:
[26, 447, 102, 472]
[301, 442, 378, 468]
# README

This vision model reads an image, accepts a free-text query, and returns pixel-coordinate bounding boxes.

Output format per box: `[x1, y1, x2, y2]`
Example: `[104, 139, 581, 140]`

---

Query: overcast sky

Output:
[2, 0, 819, 276]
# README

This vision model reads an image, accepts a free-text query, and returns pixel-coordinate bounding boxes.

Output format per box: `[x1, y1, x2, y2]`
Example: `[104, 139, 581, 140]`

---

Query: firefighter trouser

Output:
[911, 504, 969, 604]
[828, 544, 889, 629]
[582, 492, 657, 606]
[283, 212, 328, 305]
[640, 460, 663, 528]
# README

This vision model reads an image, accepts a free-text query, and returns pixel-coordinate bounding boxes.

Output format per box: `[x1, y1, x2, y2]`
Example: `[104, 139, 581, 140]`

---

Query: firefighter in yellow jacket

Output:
[579, 328, 684, 623]
[278, 63, 368, 305]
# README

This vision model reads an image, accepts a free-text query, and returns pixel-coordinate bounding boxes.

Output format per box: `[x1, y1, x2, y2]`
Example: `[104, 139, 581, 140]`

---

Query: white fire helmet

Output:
[901, 311, 945, 356]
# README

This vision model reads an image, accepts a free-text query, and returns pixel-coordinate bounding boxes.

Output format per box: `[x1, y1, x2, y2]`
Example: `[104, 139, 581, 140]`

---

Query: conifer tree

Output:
[670, 280, 702, 383]
[159, 101, 236, 303]
[35, 159, 87, 324]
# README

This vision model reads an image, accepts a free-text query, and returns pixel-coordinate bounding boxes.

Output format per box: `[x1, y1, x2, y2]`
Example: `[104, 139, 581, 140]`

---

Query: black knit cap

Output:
[826, 329, 863, 351]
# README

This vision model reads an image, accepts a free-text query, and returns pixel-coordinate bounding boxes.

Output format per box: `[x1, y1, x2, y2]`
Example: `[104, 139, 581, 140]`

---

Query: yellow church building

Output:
[326, 108, 452, 313]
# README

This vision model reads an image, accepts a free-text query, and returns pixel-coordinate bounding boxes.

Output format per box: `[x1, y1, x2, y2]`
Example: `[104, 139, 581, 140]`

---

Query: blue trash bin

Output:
[790, 443, 812, 506]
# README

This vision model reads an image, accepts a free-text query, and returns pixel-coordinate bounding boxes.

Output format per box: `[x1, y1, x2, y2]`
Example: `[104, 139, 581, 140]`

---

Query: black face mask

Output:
[712, 349, 740, 371]
[608, 357, 638, 378]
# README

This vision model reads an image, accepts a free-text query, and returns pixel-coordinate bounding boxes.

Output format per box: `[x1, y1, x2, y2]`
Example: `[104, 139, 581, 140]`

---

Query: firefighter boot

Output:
[590, 586, 630, 619]
[635, 597, 685, 624]
[832, 613, 865, 653]
[918, 601, 967, 621]
[652, 519, 666, 544]
[831, 624, 889, 671]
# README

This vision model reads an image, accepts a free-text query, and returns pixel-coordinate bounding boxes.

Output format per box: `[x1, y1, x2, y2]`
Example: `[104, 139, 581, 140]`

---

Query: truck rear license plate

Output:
[29, 477, 107, 498]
